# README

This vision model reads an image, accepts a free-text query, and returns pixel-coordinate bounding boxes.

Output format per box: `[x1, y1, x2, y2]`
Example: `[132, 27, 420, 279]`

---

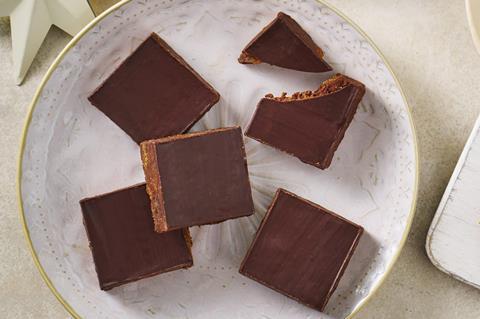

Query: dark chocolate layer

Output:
[245, 74, 365, 169]
[89, 33, 220, 144]
[238, 12, 332, 72]
[240, 189, 363, 311]
[140, 127, 254, 232]
[80, 183, 193, 290]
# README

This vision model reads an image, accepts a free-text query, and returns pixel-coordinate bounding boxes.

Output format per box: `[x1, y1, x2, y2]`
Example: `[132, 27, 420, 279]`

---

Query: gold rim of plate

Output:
[16, 1, 419, 318]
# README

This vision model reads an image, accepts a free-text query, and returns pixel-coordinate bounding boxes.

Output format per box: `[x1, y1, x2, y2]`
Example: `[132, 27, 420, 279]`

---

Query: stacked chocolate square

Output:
[81, 12, 365, 313]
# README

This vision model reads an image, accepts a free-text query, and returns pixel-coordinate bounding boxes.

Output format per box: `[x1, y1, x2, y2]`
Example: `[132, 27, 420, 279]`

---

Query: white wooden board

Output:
[426, 115, 480, 288]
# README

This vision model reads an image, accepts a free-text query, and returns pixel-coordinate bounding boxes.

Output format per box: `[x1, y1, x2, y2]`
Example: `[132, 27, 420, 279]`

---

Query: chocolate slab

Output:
[240, 189, 363, 312]
[88, 33, 220, 144]
[140, 127, 254, 233]
[238, 12, 332, 72]
[80, 183, 193, 290]
[245, 74, 366, 169]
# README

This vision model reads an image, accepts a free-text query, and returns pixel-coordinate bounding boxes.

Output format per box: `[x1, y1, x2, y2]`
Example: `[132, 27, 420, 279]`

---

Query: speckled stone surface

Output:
[2, 0, 480, 318]
[0, 19, 71, 318]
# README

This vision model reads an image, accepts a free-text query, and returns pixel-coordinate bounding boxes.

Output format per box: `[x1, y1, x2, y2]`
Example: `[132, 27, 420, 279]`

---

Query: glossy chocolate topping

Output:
[88, 33, 220, 144]
[140, 127, 254, 233]
[240, 189, 363, 311]
[80, 183, 193, 290]
[245, 74, 365, 169]
[238, 12, 332, 72]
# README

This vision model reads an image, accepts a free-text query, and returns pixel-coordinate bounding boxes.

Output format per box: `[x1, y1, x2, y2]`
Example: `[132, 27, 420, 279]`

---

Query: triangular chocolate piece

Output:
[238, 12, 332, 72]
[245, 74, 365, 169]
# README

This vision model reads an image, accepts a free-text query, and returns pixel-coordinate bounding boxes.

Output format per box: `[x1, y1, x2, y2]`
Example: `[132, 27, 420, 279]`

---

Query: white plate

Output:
[18, 0, 417, 318]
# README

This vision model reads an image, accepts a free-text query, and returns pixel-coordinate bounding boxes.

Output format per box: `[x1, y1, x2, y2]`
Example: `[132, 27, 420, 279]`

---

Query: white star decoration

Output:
[0, 0, 94, 84]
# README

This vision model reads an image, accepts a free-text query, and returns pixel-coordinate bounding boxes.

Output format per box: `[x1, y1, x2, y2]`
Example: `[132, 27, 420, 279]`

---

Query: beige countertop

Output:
[2, 0, 480, 318]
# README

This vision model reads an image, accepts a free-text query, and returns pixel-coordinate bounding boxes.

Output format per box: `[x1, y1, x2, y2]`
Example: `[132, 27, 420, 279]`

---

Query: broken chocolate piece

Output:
[88, 33, 220, 144]
[140, 127, 254, 233]
[80, 183, 193, 290]
[240, 188, 363, 312]
[238, 12, 332, 72]
[245, 74, 366, 169]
